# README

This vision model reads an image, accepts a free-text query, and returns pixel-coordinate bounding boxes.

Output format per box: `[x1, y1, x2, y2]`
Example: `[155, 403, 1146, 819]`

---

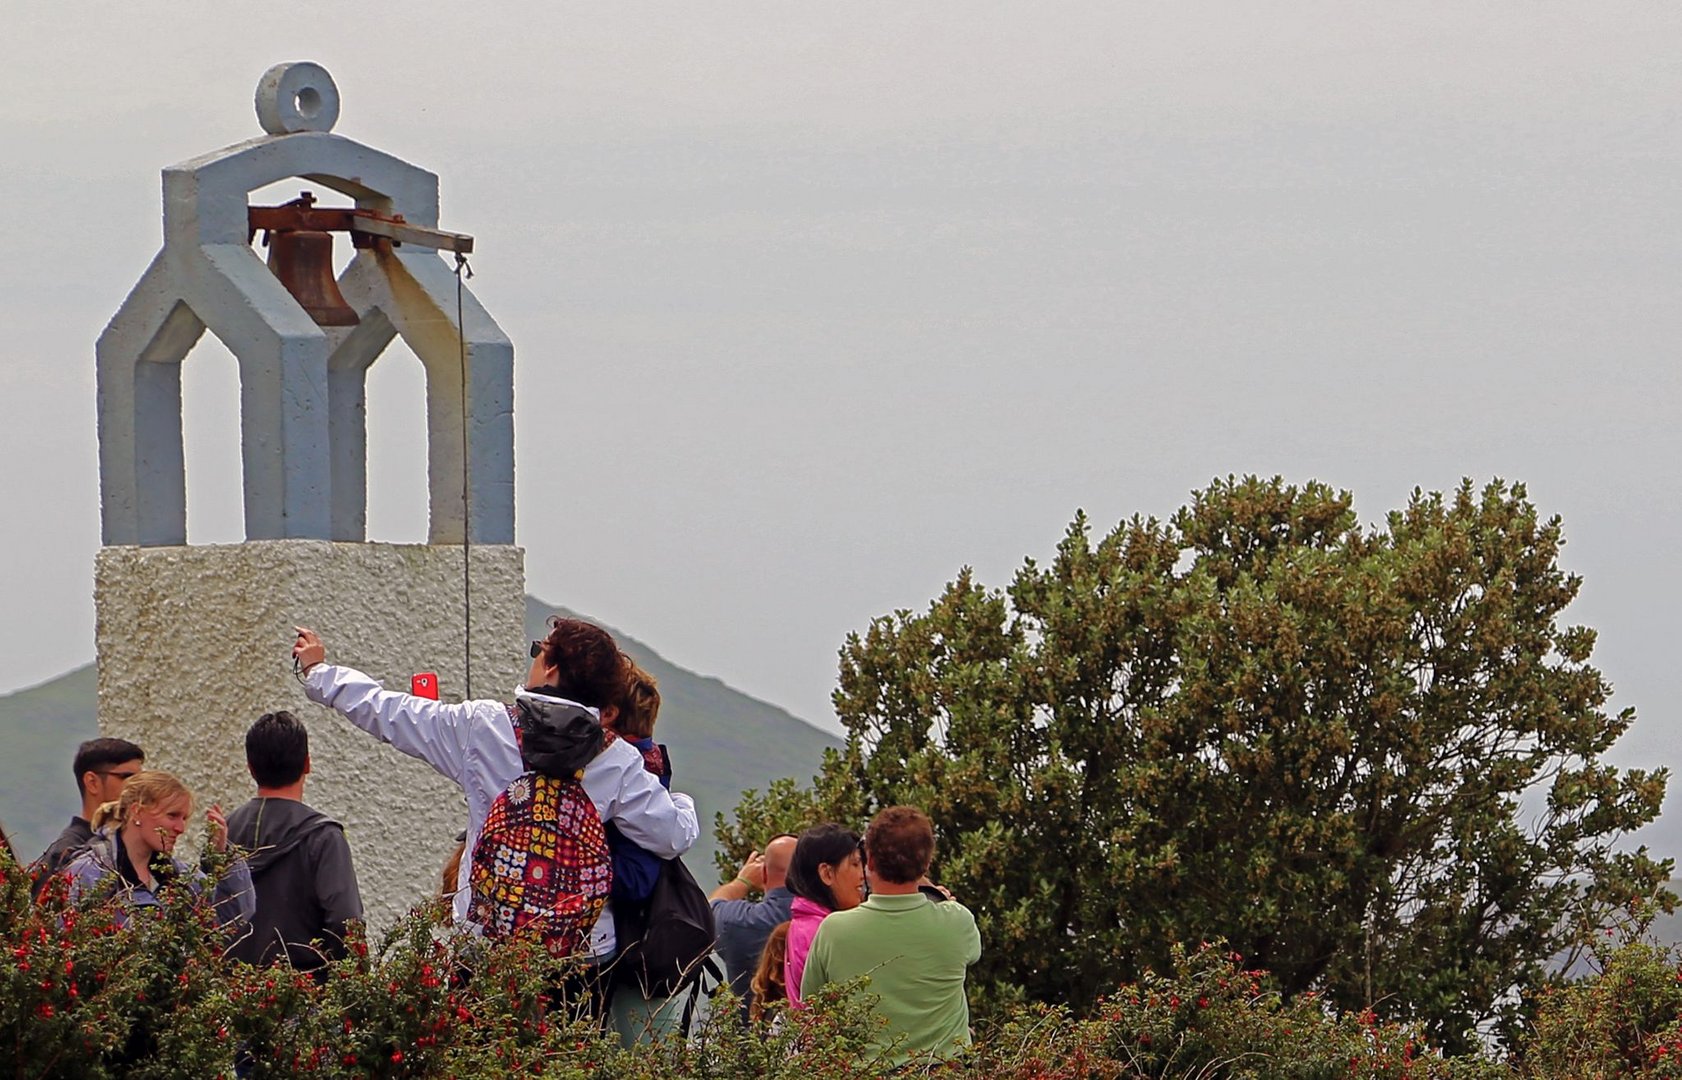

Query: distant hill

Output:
[0, 598, 839, 880]
[0, 664, 97, 863]
[523, 597, 840, 876]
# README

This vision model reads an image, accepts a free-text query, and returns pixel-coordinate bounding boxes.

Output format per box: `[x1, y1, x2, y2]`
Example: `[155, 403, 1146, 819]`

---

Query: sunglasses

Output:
[98, 770, 141, 782]
[530, 640, 545, 659]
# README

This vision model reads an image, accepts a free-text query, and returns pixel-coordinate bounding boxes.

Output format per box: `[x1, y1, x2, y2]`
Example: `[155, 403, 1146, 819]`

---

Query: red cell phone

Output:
[411, 672, 439, 700]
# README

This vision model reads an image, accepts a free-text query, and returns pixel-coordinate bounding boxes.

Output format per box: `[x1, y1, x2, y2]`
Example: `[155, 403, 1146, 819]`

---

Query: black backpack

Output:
[613, 854, 720, 1003]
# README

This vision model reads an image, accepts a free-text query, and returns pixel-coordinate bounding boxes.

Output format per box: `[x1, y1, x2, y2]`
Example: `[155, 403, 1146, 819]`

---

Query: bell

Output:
[265, 229, 360, 326]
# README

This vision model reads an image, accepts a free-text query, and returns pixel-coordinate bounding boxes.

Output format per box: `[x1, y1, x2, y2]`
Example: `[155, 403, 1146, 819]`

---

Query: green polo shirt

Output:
[800, 891, 982, 1066]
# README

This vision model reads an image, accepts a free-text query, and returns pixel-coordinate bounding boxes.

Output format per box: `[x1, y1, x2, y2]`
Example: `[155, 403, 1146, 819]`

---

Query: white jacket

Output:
[303, 663, 699, 957]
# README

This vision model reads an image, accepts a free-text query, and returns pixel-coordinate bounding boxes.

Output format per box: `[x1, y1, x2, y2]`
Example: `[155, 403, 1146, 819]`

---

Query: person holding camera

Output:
[289, 618, 698, 992]
[799, 805, 981, 1068]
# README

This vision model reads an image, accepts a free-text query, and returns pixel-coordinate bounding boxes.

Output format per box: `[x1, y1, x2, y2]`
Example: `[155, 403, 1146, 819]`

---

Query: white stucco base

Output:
[94, 540, 526, 932]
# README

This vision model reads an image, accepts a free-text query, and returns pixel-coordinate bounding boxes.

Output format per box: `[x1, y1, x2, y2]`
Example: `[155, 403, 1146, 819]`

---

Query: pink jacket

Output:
[784, 896, 832, 1006]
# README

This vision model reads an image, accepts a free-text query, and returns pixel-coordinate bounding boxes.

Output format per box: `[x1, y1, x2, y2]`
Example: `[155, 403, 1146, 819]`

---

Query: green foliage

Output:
[737, 477, 1670, 1051]
[3, 847, 613, 1079]
[712, 775, 828, 882]
[1520, 927, 1682, 1080]
[961, 942, 1504, 1080]
[21, 844, 1682, 1078]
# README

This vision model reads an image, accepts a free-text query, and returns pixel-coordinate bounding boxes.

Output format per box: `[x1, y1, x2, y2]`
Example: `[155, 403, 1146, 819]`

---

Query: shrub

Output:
[960, 942, 1497, 1080]
[18, 843, 1682, 1080]
[1520, 934, 1682, 1080]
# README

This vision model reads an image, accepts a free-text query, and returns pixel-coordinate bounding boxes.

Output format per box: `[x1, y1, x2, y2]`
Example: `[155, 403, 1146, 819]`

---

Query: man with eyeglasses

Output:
[30, 737, 146, 898]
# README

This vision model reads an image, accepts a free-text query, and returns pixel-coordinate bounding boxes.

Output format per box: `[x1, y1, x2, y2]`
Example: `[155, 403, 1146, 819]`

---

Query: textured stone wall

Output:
[94, 540, 525, 931]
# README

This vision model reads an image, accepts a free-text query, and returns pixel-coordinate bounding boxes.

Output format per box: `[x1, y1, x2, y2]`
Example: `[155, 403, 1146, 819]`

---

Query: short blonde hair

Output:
[90, 770, 193, 832]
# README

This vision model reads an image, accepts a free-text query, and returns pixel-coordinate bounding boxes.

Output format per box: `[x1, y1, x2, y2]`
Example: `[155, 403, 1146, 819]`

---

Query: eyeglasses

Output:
[98, 770, 141, 782]
[530, 639, 545, 659]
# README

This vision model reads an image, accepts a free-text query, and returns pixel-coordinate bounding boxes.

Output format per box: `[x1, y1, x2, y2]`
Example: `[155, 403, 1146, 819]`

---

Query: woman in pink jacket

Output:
[783, 823, 864, 1006]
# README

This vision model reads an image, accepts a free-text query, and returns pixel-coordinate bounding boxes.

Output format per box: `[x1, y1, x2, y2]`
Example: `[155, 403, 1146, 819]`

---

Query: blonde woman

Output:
[61, 770, 254, 929]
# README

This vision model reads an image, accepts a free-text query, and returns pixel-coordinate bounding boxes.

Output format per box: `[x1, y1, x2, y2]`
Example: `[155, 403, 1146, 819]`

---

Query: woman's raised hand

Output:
[206, 805, 229, 853]
[292, 627, 326, 674]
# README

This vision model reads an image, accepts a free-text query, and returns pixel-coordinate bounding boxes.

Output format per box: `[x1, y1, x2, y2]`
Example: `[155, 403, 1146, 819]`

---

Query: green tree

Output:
[727, 477, 1669, 1052]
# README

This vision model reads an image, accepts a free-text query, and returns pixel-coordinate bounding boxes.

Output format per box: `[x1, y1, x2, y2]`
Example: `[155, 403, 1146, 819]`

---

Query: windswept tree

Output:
[720, 477, 1669, 1051]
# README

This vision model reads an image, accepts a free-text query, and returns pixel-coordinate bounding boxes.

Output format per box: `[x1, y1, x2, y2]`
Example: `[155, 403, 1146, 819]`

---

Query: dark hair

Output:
[864, 805, 935, 885]
[535, 617, 625, 711]
[786, 823, 861, 912]
[72, 738, 145, 796]
[614, 659, 660, 740]
[246, 711, 310, 788]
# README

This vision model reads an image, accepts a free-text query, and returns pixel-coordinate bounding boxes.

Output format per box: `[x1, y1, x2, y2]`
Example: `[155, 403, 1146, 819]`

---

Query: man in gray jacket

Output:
[226, 711, 363, 973]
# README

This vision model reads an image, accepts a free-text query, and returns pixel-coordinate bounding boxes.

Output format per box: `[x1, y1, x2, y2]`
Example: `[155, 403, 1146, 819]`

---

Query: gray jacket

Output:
[62, 828, 254, 930]
[225, 797, 363, 971]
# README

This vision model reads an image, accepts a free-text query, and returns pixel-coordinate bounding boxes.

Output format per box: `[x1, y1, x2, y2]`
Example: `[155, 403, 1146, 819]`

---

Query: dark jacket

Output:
[225, 797, 363, 972]
[30, 816, 94, 900]
[606, 737, 672, 903]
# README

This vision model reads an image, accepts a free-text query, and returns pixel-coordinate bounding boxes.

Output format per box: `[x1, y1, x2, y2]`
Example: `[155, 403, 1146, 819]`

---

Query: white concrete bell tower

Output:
[93, 63, 527, 928]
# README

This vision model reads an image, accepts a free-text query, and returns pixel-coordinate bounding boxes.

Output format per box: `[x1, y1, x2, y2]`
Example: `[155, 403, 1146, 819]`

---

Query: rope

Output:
[455, 252, 475, 699]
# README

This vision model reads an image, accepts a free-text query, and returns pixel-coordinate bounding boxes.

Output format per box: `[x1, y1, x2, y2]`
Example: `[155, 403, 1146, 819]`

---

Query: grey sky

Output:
[2, 5, 1678, 842]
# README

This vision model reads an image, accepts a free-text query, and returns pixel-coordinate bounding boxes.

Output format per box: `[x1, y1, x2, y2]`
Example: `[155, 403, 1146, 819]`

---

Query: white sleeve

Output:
[303, 663, 488, 784]
[602, 750, 700, 859]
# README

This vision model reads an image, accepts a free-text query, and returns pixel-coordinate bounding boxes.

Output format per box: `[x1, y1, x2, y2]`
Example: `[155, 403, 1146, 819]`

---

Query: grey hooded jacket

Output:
[225, 797, 364, 971]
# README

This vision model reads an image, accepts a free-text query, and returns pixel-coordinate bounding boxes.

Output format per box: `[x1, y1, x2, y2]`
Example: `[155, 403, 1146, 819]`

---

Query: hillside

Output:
[0, 598, 839, 879]
[0, 663, 98, 863]
[523, 597, 841, 876]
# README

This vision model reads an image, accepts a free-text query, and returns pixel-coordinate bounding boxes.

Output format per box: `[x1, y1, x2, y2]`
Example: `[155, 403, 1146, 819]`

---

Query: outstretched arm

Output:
[294, 627, 483, 783]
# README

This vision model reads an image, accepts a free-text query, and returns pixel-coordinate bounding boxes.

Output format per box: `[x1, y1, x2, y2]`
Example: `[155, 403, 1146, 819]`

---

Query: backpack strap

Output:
[678, 955, 726, 1037]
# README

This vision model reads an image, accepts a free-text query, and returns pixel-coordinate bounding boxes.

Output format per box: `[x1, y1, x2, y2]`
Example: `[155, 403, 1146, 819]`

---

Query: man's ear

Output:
[599, 704, 619, 726]
[79, 771, 98, 798]
[303, 755, 313, 777]
[247, 763, 258, 782]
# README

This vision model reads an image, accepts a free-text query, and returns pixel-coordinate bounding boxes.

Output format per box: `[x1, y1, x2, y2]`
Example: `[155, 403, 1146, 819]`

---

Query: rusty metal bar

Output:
[248, 202, 474, 254]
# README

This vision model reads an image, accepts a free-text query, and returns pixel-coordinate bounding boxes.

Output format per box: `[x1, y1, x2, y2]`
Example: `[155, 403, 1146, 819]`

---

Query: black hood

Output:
[227, 797, 342, 878]
[513, 688, 604, 778]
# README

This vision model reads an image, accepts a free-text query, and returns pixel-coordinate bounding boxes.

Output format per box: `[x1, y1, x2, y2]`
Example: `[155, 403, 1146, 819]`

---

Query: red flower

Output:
[391, 1050, 404, 1063]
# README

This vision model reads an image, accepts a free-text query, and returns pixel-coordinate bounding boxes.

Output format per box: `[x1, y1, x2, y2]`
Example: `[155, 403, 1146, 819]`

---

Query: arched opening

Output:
[179, 336, 245, 545]
[363, 341, 432, 544]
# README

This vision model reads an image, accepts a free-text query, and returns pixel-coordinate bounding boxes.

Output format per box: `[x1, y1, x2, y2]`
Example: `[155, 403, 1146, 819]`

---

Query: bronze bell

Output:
[265, 229, 360, 326]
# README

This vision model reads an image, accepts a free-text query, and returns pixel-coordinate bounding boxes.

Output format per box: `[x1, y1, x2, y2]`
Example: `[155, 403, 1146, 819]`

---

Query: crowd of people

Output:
[13, 614, 983, 1067]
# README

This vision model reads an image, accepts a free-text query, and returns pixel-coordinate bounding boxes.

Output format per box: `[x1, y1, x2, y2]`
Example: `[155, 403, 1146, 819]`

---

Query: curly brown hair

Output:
[534, 616, 625, 711]
[863, 805, 935, 885]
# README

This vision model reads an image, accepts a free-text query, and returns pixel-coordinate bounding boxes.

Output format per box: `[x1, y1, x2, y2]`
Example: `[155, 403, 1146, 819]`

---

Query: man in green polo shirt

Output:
[800, 805, 982, 1067]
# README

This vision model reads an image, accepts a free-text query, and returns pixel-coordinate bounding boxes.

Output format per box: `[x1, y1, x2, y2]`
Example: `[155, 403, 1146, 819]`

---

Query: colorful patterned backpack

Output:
[467, 699, 612, 957]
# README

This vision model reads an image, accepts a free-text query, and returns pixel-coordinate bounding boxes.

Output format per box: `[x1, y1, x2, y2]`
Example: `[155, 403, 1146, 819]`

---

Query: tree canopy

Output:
[718, 476, 1670, 1051]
